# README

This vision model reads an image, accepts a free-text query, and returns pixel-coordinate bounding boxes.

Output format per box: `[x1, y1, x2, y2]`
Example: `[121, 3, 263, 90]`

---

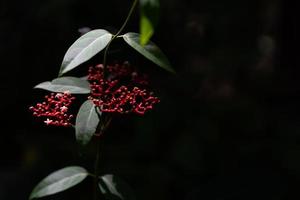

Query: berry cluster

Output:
[29, 92, 75, 126]
[29, 62, 159, 127]
[88, 63, 160, 115]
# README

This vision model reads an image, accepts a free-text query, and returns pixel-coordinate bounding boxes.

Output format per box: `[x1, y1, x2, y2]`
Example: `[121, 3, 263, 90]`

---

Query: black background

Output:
[1, 0, 299, 199]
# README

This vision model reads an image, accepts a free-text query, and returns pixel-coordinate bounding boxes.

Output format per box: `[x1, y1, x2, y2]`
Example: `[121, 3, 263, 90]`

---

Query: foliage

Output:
[28, 0, 174, 199]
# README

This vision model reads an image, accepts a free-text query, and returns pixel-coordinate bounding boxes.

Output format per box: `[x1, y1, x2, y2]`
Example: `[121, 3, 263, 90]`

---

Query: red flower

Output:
[88, 62, 159, 115]
[29, 91, 75, 127]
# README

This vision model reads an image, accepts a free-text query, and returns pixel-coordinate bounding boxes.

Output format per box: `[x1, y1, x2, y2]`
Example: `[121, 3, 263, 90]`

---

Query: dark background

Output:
[1, 0, 298, 199]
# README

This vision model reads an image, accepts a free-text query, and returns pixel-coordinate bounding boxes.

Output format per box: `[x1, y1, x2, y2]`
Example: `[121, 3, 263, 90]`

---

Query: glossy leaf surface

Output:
[34, 76, 90, 94]
[30, 166, 88, 199]
[59, 29, 112, 75]
[75, 100, 100, 146]
[99, 174, 136, 200]
[123, 32, 174, 73]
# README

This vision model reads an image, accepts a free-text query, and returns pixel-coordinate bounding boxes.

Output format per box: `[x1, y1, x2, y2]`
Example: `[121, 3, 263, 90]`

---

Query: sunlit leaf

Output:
[34, 76, 90, 94]
[75, 100, 100, 146]
[123, 32, 174, 73]
[99, 174, 136, 200]
[29, 166, 88, 199]
[139, 0, 160, 45]
[59, 29, 112, 75]
[140, 13, 154, 46]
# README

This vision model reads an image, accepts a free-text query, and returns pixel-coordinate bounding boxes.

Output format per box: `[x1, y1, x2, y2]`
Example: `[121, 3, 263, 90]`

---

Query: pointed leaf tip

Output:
[123, 32, 175, 73]
[29, 166, 88, 199]
[98, 174, 136, 200]
[75, 100, 100, 146]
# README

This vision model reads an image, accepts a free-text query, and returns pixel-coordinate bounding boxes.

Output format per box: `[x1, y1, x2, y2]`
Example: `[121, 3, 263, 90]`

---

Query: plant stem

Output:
[103, 0, 138, 71]
[93, 1, 138, 198]
[93, 115, 112, 200]
[93, 134, 101, 200]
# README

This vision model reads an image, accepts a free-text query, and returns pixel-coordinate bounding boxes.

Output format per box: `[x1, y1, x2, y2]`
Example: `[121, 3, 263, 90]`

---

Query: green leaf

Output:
[139, 0, 160, 45]
[75, 100, 100, 146]
[123, 32, 175, 73]
[59, 29, 112, 75]
[34, 76, 90, 94]
[29, 166, 88, 199]
[99, 175, 136, 200]
[140, 13, 154, 46]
